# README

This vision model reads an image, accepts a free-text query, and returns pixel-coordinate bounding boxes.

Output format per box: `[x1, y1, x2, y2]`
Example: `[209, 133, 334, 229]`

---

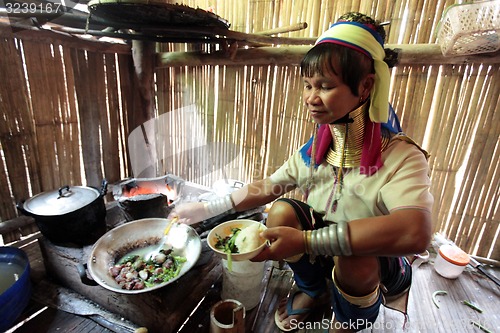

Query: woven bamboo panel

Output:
[0, 42, 133, 243]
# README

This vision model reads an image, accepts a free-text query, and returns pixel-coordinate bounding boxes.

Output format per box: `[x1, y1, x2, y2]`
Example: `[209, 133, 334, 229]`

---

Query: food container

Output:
[17, 180, 108, 245]
[434, 244, 470, 279]
[0, 247, 32, 332]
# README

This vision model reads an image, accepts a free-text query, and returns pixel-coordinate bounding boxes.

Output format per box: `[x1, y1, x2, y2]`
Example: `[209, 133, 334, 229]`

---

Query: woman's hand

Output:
[168, 202, 209, 225]
[252, 226, 305, 261]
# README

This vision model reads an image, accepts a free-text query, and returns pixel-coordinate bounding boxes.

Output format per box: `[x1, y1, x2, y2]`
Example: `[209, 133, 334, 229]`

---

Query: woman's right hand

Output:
[169, 202, 210, 225]
[252, 226, 305, 261]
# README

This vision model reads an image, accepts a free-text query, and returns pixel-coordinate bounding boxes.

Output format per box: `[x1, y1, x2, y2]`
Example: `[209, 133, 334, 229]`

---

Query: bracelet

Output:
[337, 221, 352, 256]
[206, 194, 236, 217]
[228, 193, 237, 211]
[303, 230, 309, 253]
[305, 230, 312, 254]
[320, 227, 331, 255]
[329, 224, 341, 255]
[304, 223, 353, 257]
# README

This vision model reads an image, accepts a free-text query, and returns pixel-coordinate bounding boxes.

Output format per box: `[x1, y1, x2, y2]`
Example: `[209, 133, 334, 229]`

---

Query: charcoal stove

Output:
[112, 174, 184, 221]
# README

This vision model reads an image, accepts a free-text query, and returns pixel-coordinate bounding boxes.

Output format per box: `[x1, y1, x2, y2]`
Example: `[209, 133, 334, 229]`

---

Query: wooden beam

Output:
[0, 20, 131, 54]
[131, 40, 156, 126]
[158, 44, 500, 68]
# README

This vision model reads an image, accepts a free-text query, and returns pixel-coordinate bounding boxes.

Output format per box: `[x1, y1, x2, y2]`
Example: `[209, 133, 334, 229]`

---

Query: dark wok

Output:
[83, 218, 201, 294]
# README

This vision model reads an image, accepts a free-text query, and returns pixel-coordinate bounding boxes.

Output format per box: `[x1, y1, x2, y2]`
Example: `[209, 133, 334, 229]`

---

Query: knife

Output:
[469, 256, 500, 287]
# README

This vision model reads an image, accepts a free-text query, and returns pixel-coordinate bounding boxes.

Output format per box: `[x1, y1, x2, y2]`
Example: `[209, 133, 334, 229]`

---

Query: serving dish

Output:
[207, 219, 267, 261]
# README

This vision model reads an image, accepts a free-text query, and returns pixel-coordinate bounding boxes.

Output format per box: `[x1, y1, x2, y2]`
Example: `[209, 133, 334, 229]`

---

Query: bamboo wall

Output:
[155, 0, 500, 260]
[0, 38, 135, 242]
[0, 0, 499, 261]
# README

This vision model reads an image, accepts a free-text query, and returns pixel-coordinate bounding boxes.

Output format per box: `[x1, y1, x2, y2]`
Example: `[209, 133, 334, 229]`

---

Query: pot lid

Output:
[23, 186, 100, 216]
[438, 244, 470, 266]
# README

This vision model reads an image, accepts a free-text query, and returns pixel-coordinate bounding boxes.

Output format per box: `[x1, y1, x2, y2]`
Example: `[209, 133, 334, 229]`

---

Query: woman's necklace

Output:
[325, 123, 348, 213]
[325, 166, 343, 213]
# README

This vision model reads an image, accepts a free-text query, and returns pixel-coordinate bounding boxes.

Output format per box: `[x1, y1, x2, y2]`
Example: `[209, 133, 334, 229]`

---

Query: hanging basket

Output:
[87, 0, 230, 30]
[437, 0, 500, 56]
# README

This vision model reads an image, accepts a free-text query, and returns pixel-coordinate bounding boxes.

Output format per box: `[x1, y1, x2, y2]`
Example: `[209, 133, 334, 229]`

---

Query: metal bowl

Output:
[87, 218, 201, 294]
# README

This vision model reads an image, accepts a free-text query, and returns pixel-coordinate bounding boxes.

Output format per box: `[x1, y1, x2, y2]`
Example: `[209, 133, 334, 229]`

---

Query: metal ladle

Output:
[145, 216, 179, 260]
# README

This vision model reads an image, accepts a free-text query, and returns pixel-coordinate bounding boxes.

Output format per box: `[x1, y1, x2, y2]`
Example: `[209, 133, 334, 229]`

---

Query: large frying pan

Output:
[82, 218, 201, 294]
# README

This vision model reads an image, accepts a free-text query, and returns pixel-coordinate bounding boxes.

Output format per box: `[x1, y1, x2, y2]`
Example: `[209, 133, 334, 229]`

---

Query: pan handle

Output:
[58, 185, 71, 198]
[77, 263, 98, 286]
[16, 200, 30, 216]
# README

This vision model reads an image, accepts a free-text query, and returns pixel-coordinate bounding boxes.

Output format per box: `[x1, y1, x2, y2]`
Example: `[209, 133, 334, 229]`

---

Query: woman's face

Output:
[302, 70, 362, 124]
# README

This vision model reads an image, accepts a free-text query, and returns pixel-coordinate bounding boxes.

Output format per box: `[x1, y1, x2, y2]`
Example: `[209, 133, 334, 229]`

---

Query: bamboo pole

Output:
[474, 65, 499, 257]
[22, 41, 60, 190]
[405, 0, 423, 44]
[0, 39, 36, 223]
[420, 0, 437, 43]
[436, 66, 468, 233]
[396, 66, 410, 125]
[419, 65, 439, 150]
[60, 46, 81, 186]
[256, 22, 308, 36]
[429, 0, 449, 44]
[389, 0, 404, 44]
[78, 50, 104, 187]
[317, 0, 326, 33]
[50, 42, 72, 185]
[158, 44, 500, 68]
[446, 65, 488, 241]
[451, 66, 499, 253]
[102, 54, 121, 183]
[303, 0, 313, 38]
[428, 66, 452, 229]
[407, 66, 428, 140]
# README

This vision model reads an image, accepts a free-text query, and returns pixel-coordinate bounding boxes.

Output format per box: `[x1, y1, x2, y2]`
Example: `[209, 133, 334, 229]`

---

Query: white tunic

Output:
[269, 136, 434, 224]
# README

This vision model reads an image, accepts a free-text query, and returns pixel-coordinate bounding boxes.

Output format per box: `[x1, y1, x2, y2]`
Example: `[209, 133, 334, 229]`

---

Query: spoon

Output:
[146, 216, 179, 261]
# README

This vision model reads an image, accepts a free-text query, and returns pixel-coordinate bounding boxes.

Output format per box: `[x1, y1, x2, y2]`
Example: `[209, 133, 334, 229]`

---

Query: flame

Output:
[123, 184, 174, 199]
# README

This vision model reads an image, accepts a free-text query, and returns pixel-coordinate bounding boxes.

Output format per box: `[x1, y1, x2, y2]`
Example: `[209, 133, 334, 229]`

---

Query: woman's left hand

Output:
[251, 226, 305, 261]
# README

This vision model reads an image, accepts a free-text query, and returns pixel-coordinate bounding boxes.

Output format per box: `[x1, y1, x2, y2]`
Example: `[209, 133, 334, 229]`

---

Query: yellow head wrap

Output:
[315, 22, 390, 123]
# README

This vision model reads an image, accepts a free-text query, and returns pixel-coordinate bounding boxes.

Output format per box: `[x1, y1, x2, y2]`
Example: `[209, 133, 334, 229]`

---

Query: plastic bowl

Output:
[0, 247, 32, 332]
[434, 244, 470, 279]
[208, 219, 267, 261]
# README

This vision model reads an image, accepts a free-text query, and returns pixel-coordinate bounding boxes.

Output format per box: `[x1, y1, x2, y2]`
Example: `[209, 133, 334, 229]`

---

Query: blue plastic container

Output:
[0, 247, 32, 332]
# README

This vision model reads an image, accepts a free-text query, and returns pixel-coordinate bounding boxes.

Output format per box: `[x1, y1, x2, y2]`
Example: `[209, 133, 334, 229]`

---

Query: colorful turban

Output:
[315, 21, 390, 123]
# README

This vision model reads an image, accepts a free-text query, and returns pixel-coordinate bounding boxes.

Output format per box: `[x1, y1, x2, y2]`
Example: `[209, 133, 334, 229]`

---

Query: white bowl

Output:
[207, 219, 267, 261]
[434, 244, 470, 279]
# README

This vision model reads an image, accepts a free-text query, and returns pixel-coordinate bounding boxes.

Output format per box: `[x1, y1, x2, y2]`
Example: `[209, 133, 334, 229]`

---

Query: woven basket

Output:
[87, 0, 230, 29]
[437, 0, 500, 56]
